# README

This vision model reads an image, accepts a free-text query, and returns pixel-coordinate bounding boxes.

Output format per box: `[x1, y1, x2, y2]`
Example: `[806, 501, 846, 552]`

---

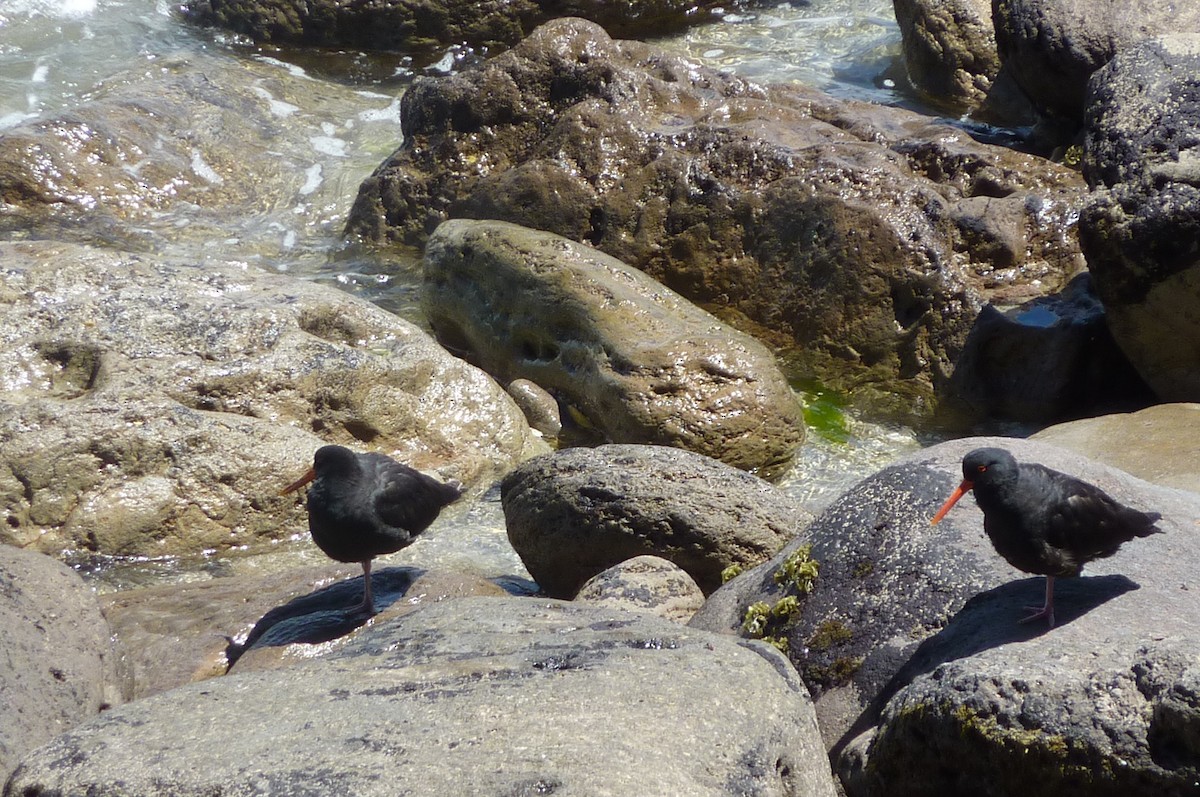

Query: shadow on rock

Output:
[226, 566, 425, 667]
[832, 573, 1139, 763]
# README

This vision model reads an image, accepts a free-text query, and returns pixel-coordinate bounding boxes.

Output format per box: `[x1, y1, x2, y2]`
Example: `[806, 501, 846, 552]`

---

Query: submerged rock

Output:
[423, 219, 805, 473]
[573, 555, 705, 624]
[5, 598, 839, 797]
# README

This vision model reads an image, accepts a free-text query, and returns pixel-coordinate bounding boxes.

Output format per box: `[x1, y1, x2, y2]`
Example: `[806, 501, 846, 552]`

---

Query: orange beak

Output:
[930, 480, 973, 525]
[280, 467, 316, 496]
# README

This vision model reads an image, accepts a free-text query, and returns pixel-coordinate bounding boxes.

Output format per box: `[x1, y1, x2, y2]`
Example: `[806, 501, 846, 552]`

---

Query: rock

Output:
[423, 219, 806, 473]
[992, 0, 1200, 131]
[941, 273, 1151, 425]
[347, 18, 1089, 420]
[0, 54, 373, 256]
[502, 444, 811, 597]
[574, 555, 705, 624]
[690, 436, 1199, 794]
[0, 241, 542, 559]
[182, 0, 729, 52]
[892, 0, 999, 110]
[5, 597, 840, 797]
[0, 545, 126, 784]
[506, 378, 563, 439]
[1078, 35, 1200, 402]
[1031, 403, 1200, 494]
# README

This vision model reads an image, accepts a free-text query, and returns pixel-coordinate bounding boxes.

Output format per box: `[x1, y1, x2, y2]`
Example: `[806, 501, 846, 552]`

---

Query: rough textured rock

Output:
[424, 219, 805, 473]
[506, 377, 563, 439]
[992, 0, 1200, 130]
[690, 436, 1198, 795]
[5, 598, 839, 797]
[0, 546, 126, 784]
[182, 0, 732, 53]
[892, 0, 999, 109]
[1031, 403, 1200, 494]
[502, 444, 811, 598]
[347, 18, 1088, 419]
[0, 241, 542, 559]
[574, 554, 705, 623]
[941, 273, 1151, 424]
[1078, 35, 1200, 402]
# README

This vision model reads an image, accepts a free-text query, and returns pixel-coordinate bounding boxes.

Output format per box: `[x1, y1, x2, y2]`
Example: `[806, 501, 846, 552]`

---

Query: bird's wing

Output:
[370, 457, 449, 532]
[1032, 465, 1152, 556]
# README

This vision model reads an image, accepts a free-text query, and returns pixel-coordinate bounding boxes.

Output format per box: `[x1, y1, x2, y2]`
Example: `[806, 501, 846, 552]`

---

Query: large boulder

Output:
[1078, 35, 1200, 402]
[5, 598, 839, 797]
[1031, 403, 1200, 494]
[502, 444, 810, 597]
[0, 241, 542, 559]
[0, 546, 126, 784]
[992, 0, 1200, 133]
[423, 219, 806, 473]
[690, 436, 1198, 794]
[347, 18, 1089, 419]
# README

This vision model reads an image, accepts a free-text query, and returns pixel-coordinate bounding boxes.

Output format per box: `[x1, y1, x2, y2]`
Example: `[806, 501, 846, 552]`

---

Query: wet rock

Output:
[992, 0, 1200, 136]
[1031, 403, 1200, 494]
[0, 241, 542, 559]
[506, 378, 563, 439]
[574, 555, 705, 624]
[5, 598, 839, 797]
[424, 219, 805, 473]
[502, 444, 811, 597]
[348, 18, 1088, 419]
[892, 0, 999, 110]
[0, 54, 373, 256]
[1079, 35, 1200, 403]
[690, 436, 1199, 794]
[0, 546, 126, 784]
[182, 0, 732, 53]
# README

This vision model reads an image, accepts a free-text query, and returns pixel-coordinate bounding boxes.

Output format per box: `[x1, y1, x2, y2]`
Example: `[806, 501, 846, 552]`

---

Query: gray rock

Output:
[993, 0, 1200, 127]
[574, 555, 705, 624]
[1031, 403, 1200, 494]
[1079, 35, 1200, 402]
[0, 241, 542, 559]
[4, 597, 839, 797]
[0, 546, 126, 784]
[502, 444, 811, 597]
[424, 219, 806, 473]
[690, 436, 1199, 794]
[348, 18, 1089, 421]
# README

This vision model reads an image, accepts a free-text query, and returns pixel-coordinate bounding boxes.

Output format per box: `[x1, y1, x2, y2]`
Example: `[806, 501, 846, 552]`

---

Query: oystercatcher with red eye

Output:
[931, 447, 1162, 628]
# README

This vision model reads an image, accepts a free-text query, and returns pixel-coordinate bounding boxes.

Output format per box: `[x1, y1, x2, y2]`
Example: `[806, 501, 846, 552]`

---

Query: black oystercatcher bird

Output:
[931, 447, 1162, 628]
[281, 445, 464, 614]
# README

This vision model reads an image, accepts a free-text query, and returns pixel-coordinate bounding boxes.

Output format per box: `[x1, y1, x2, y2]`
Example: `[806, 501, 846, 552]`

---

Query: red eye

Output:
[976, 465, 987, 473]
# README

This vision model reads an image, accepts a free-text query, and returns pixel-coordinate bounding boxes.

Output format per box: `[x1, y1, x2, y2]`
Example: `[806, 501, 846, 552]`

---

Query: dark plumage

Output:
[931, 447, 1162, 628]
[281, 444, 464, 614]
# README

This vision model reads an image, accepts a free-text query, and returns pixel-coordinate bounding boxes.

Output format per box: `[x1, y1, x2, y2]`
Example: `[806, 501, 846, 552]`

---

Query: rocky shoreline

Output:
[3, 1, 1199, 795]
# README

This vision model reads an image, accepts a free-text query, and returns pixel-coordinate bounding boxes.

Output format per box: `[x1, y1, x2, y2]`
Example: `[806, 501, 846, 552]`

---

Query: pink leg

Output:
[1019, 575, 1055, 628]
[354, 560, 375, 615]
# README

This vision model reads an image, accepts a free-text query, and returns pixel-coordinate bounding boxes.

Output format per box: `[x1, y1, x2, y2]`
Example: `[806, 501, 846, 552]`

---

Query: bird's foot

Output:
[1019, 604, 1055, 629]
